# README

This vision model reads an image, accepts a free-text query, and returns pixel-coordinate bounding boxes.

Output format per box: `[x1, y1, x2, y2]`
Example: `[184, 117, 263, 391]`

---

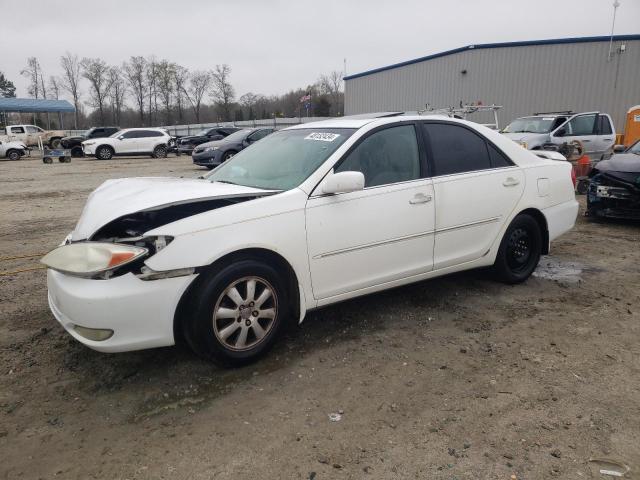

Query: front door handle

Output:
[503, 177, 520, 187]
[409, 193, 432, 204]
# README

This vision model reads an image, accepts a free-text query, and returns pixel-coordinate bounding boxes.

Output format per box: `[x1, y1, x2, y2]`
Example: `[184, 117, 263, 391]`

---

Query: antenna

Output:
[608, 0, 621, 61]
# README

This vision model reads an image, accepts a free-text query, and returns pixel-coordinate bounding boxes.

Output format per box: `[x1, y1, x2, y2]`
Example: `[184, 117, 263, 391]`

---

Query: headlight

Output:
[204, 146, 219, 152]
[518, 141, 528, 149]
[41, 242, 147, 277]
[83, 141, 95, 146]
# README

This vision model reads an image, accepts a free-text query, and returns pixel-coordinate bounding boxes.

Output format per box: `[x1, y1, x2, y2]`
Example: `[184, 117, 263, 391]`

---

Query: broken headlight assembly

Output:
[41, 235, 194, 280]
[41, 242, 148, 278]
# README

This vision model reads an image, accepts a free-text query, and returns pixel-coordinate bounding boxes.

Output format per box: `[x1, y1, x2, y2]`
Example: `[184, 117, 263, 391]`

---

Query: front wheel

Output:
[152, 145, 167, 158]
[96, 146, 113, 160]
[7, 150, 21, 161]
[492, 214, 542, 284]
[221, 150, 236, 162]
[182, 260, 290, 366]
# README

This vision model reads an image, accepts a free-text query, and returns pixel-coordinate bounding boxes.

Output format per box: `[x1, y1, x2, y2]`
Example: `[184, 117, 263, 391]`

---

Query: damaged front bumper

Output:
[587, 173, 640, 220]
[47, 269, 197, 352]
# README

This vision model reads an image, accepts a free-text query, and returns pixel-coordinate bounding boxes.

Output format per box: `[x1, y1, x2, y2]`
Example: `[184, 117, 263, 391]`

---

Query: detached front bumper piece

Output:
[47, 269, 197, 352]
[587, 174, 640, 220]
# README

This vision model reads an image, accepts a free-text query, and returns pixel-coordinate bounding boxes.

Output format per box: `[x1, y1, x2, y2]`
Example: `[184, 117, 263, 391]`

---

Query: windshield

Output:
[220, 129, 251, 142]
[628, 141, 640, 155]
[194, 129, 210, 136]
[504, 117, 557, 134]
[206, 128, 356, 190]
[83, 128, 96, 138]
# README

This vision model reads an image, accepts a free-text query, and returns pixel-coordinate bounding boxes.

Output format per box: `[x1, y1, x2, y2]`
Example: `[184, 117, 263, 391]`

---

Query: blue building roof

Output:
[344, 34, 640, 81]
[0, 97, 76, 113]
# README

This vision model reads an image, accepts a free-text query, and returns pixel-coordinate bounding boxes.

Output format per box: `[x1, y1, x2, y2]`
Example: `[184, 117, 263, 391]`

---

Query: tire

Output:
[49, 138, 62, 149]
[492, 214, 542, 284]
[152, 145, 167, 158]
[182, 259, 290, 367]
[221, 150, 237, 162]
[43, 157, 53, 164]
[96, 146, 113, 160]
[7, 150, 21, 161]
[70, 146, 84, 157]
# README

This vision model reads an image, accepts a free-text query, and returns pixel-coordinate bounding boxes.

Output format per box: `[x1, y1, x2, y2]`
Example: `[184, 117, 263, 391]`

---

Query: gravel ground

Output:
[1, 154, 639, 479]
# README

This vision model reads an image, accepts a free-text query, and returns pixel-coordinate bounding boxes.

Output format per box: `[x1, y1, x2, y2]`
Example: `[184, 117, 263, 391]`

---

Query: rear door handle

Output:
[409, 193, 432, 204]
[503, 177, 520, 187]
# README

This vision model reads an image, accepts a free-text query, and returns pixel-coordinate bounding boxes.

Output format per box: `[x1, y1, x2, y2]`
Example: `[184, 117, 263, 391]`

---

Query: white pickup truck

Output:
[0, 139, 28, 160]
[0, 124, 66, 148]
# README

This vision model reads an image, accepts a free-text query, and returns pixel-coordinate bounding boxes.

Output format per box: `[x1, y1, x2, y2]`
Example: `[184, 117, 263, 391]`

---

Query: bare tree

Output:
[60, 52, 82, 128]
[48, 76, 61, 100]
[81, 57, 111, 124]
[123, 56, 147, 126]
[145, 57, 159, 125]
[21, 57, 43, 99]
[210, 64, 235, 122]
[156, 60, 175, 124]
[318, 70, 344, 116]
[184, 70, 211, 123]
[239, 92, 262, 120]
[173, 65, 189, 124]
[107, 67, 126, 126]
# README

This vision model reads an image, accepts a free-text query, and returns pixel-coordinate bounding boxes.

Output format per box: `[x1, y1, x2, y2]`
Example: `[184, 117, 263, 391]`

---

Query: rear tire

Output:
[96, 146, 113, 160]
[182, 259, 290, 367]
[492, 214, 542, 284]
[152, 145, 167, 158]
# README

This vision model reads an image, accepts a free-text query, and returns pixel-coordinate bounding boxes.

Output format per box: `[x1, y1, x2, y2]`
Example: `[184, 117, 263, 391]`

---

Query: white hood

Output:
[503, 132, 549, 147]
[72, 177, 271, 240]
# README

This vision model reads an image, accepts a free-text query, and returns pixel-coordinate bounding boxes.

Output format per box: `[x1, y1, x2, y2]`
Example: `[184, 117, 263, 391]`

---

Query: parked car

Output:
[0, 124, 66, 148]
[61, 127, 120, 157]
[502, 111, 616, 159]
[586, 139, 640, 220]
[192, 127, 274, 168]
[176, 127, 240, 154]
[81, 128, 172, 160]
[0, 139, 28, 160]
[42, 114, 578, 366]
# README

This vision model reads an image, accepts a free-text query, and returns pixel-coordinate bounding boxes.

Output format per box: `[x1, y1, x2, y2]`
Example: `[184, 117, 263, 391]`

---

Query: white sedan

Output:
[43, 115, 578, 366]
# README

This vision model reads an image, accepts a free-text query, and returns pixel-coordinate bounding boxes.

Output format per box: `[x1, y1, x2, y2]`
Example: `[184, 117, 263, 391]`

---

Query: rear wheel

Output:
[96, 146, 113, 160]
[152, 145, 167, 158]
[182, 259, 290, 366]
[492, 214, 542, 284]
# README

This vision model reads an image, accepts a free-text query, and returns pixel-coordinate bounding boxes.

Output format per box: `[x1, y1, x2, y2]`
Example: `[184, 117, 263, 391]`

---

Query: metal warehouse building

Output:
[344, 35, 640, 131]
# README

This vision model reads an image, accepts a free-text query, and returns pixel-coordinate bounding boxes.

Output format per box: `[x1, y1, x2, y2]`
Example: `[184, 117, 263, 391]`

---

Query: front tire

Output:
[221, 150, 236, 162]
[152, 145, 167, 158]
[182, 260, 290, 366]
[492, 214, 542, 284]
[49, 138, 62, 149]
[7, 150, 21, 161]
[96, 146, 113, 160]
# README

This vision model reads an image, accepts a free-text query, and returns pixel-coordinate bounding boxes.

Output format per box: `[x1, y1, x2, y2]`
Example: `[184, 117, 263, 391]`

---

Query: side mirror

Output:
[117, 136, 124, 140]
[322, 171, 365, 195]
[613, 144, 626, 153]
[554, 128, 566, 137]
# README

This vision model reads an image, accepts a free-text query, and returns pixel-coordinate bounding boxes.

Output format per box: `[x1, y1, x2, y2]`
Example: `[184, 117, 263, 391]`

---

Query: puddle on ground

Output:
[533, 256, 591, 284]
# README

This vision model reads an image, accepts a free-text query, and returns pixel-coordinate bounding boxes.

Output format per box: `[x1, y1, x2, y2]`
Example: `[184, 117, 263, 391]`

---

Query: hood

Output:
[62, 135, 84, 142]
[197, 138, 229, 149]
[4, 140, 27, 149]
[503, 132, 549, 145]
[72, 177, 273, 240]
[596, 153, 640, 173]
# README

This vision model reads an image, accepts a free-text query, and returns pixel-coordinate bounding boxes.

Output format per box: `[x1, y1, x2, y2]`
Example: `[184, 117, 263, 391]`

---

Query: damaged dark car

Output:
[587, 140, 640, 220]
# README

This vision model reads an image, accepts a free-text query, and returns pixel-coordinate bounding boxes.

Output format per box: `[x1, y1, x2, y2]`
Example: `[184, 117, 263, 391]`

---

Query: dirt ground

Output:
[1, 154, 639, 479]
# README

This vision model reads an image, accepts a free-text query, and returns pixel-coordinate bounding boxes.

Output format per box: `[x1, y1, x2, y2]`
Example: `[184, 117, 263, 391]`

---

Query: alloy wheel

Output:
[212, 276, 278, 351]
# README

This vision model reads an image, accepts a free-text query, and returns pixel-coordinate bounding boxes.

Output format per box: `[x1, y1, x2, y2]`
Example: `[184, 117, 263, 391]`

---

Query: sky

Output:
[1, 0, 638, 101]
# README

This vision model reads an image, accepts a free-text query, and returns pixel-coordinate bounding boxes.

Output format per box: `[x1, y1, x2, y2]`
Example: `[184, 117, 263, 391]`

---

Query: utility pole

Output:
[608, 0, 621, 61]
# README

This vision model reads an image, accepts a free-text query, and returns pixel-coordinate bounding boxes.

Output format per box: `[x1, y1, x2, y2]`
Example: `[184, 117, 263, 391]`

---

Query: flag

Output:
[300, 93, 311, 103]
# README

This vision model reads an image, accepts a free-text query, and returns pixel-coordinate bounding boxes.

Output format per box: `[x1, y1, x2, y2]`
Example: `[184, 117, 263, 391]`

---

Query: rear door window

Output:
[566, 114, 596, 136]
[597, 115, 613, 135]
[422, 123, 492, 176]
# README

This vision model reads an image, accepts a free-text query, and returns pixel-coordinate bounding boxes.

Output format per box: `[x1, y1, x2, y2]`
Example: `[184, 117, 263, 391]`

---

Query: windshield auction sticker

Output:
[304, 132, 340, 142]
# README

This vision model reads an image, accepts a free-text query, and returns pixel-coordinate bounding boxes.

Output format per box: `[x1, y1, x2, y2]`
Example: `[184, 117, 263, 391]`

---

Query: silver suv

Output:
[503, 111, 616, 159]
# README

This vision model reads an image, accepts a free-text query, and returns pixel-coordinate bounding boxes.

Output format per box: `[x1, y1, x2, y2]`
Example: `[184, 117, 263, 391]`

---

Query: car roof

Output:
[121, 127, 166, 132]
[286, 113, 454, 130]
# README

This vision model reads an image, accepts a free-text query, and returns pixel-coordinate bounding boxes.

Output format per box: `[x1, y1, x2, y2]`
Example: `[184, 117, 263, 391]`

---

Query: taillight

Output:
[571, 166, 577, 187]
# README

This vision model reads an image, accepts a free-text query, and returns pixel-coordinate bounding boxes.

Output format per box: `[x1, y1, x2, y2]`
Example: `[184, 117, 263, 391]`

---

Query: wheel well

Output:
[6, 148, 20, 156]
[173, 248, 300, 344]
[518, 208, 549, 254]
